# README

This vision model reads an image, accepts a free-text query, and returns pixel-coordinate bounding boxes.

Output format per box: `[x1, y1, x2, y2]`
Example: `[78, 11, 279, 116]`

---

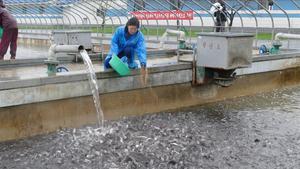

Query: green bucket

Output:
[109, 55, 131, 76]
[0, 27, 3, 39]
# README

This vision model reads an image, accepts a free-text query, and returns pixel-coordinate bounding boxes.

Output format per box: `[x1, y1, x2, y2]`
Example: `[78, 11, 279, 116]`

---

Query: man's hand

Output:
[140, 67, 148, 87]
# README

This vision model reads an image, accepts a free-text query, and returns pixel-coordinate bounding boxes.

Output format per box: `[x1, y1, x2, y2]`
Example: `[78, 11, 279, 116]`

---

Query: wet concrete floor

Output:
[2, 43, 48, 60]
[0, 56, 179, 81]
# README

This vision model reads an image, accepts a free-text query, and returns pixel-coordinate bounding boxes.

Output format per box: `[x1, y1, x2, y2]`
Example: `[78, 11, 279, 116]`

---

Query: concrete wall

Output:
[1, 66, 300, 142]
[0, 64, 192, 107]
[1, 52, 300, 141]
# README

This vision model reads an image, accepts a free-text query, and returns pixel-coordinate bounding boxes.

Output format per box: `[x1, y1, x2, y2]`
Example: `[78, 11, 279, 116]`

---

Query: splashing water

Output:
[80, 50, 104, 127]
[2, 87, 300, 168]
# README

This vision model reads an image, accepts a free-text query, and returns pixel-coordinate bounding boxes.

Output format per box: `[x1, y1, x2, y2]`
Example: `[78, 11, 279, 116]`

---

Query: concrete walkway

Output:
[0, 56, 182, 81]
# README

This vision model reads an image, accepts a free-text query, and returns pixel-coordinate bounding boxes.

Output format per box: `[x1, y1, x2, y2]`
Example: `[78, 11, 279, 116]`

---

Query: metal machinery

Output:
[195, 33, 254, 87]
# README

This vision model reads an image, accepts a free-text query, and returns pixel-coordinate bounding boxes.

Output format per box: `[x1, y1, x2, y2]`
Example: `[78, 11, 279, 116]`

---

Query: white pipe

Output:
[160, 29, 186, 49]
[275, 33, 300, 41]
[47, 44, 84, 61]
[48, 44, 57, 61]
[54, 45, 84, 53]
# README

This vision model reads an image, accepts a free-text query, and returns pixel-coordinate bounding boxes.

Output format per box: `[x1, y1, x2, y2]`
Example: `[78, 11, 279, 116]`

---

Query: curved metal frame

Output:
[9, 3, 39, 33]
[97, 0, 118, 34]
[222, 0, 245, 32]
[236, 0, 259, 46]
[118, 0, 153, 38]
[77, 0, 101, 33]
[178, 0, 204, 33]
[204, 0, 244, 32]
[127, 0, 172, 39]
[190, 0, 216, 32]
[253, 0, 275, 41]
[273, 0, 291, 47]
[151, 0, 192, 43]
[64, 0, 87, 29]
[66, 0, 92, 29]
[3, 0, 297, 50]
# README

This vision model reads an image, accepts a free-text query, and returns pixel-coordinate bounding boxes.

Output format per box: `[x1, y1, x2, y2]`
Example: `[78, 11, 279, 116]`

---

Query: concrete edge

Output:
[0, 49, 177, 68]
[253, 52, 300, 62]
[0, 69, 193, 107]
[0, 63, 192, 90]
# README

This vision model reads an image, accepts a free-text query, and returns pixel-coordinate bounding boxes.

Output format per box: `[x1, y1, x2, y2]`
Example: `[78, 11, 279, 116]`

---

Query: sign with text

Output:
[130, 10, 194, 20]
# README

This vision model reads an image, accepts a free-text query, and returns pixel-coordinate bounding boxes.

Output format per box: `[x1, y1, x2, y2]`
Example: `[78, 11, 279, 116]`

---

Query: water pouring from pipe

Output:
[45, 44, 104, 127]
[80, 49, 104, 127]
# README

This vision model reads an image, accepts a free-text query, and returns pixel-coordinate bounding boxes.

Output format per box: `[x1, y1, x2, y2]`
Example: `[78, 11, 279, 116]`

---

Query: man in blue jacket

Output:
[104, 17, 147, 69]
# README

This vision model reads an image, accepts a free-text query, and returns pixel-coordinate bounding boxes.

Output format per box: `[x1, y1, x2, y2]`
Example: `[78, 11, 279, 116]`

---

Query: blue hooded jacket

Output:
[106, 26, 147, 67]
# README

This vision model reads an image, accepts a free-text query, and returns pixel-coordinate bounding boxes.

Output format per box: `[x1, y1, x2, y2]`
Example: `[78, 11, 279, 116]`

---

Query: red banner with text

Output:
[130, 10, 194, 20]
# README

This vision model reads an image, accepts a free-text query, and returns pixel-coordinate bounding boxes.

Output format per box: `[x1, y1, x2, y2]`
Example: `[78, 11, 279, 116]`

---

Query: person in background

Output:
[0, 0, 18, 60]
[268, 0, 274, 10]
[213, 0, 228, 32]
[104, 17, 147, 84]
